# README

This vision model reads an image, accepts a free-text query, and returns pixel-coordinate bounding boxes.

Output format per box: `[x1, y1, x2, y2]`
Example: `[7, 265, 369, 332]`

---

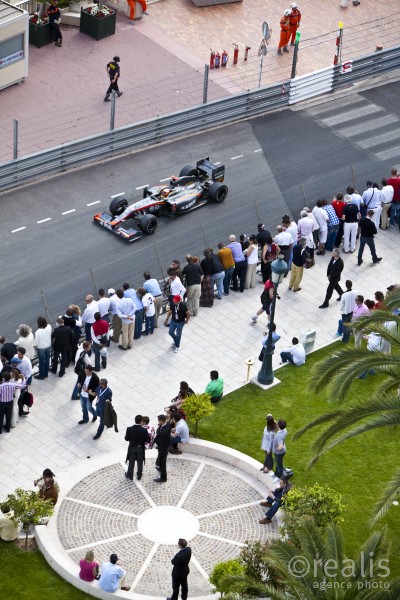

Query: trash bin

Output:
[299, 329, 316, 354]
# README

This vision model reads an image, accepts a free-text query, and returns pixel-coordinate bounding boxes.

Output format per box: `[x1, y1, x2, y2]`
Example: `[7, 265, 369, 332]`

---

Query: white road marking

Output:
[62, 209, 76, 215]
[110, 193, 125, 199]
[214, 161, 221, 165]
[254, 149, 263, 153]
[231, 154, 244, 160]
[37, 218, 51, 224]
[159, 177, 171, 182]
[11, 227, 26, 233]
[135, 184, 149, 190]
[87, 200, 101, 206]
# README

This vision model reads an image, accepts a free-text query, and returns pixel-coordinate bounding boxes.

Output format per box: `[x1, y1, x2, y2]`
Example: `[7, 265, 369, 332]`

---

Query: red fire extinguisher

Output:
[244, 46, 251, 62]
[215, 51, 221, 69]
[221, 50, 229, 67]
[210, 49, 215, 69]
[233, 43, 239, 65]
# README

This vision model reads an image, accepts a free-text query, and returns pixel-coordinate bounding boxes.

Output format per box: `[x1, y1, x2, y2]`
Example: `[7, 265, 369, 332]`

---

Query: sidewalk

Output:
[1, 0, 398, 161]
[1, 228, 398, 498]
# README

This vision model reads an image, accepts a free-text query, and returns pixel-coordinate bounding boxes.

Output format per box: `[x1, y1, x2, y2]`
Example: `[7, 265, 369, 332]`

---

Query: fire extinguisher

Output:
[233, 43, 239, 64]
[210, 49, 215, 69]
[244, 46, 251, 62]
[215, 51, 221, 69]
[221, 50, 229, 67]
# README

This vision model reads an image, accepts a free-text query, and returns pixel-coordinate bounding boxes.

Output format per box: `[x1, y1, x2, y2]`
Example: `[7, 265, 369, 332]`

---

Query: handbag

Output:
[304, 250, 315, 269]
[258, 347, 265, 362]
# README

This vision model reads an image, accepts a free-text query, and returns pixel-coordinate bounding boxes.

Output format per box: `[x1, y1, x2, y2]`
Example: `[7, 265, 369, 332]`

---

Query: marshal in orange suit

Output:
[289, 2, 301, 45]
[127, 0, 148, 23]
[277, 10, 291, 55]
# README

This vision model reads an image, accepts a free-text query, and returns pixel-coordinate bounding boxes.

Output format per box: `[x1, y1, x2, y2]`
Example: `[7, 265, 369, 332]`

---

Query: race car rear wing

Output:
[196, 157, 225, 183]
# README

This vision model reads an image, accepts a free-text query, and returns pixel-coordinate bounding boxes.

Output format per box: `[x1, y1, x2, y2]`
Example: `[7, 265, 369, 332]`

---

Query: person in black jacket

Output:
[0, 337, 17, 364]
[125, 415, 150, 480]
[167, 539, 192, 600]
[51, 317, 73, 377]
[153, 414, 171, 483]
[77, 365, 99, 424]
[319, 249, 344, 308]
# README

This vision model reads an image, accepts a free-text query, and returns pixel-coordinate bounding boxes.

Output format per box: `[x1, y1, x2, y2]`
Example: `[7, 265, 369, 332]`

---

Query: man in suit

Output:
[51, 317, 73, 377]
[77, 365, 99, 424]
[319, 249, 344, 308]
[167, 538, 192, 600]
[125, 415, 150, 481]
[153, 414, 171, 483]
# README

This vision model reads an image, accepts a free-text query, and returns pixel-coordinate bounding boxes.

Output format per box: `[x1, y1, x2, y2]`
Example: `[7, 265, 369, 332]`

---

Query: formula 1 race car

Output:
[93, 157, 228, 242]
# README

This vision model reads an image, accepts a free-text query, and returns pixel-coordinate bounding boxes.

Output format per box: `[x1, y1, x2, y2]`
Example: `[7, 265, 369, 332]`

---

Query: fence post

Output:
[13, 119, 19, 160]
[203, 64, 209, 104]
[201, 223, 210, 248]
[333, 22, 343, 66]
[110, 90, 116, 131]
[351, 165, 356, 189]
[40, 290, 51, 325]
[301, 182, 307, 204]
[291, 32, 301, 80]
[90, 269, 98, 294]
[154, 242, 166, 282]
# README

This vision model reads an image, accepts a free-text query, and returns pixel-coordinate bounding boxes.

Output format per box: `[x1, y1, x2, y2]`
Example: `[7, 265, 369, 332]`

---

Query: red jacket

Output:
[289, 9, 301, 26]
[280, 16, 290, 32]
[92, 319, 109, 337]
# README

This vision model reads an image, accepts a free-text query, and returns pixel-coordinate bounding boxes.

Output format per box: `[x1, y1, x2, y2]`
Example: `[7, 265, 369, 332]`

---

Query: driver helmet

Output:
[161, 188, 170, 199]
[284, 9, 291, 16]
[290, 2, 297, 8]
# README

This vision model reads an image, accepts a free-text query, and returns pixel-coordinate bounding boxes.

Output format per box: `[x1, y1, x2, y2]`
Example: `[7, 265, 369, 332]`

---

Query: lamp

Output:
[257, 256, 287, 385]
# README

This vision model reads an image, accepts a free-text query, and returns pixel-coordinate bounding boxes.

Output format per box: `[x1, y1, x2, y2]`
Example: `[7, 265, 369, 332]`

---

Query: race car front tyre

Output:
[208, 182, 228, 203]
[179, 165, 199, 177]
[138, 214, 158, 234]
[109, 197, 128, 216]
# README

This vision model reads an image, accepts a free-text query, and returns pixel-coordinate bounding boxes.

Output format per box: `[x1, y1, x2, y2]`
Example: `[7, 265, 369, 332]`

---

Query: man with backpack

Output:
[71, 341, 92, 400]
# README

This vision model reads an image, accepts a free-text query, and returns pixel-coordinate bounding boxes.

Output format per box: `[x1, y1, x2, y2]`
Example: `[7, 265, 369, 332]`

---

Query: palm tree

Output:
[223, 520, 400, 599]
[293, 289, 400, 523]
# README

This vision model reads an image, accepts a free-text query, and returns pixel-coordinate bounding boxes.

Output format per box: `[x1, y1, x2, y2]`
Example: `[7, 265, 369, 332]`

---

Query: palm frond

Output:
[352, 527, 389, 584]
[325, 523, 344, 566]
[371, 468, 400, 524]
[383, 289, 400, 311]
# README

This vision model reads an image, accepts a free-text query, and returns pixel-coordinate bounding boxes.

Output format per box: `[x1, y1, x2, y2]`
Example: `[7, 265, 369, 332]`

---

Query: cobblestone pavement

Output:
[56, 454, 277, 597]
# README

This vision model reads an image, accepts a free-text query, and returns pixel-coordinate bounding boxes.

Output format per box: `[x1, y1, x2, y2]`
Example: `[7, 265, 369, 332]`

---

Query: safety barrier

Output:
[1, 43, 400, 192]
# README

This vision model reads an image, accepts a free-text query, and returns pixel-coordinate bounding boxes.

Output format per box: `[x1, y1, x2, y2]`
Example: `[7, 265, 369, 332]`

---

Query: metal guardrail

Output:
[1, 43, 400, 192]
[0, 81, 289, 192]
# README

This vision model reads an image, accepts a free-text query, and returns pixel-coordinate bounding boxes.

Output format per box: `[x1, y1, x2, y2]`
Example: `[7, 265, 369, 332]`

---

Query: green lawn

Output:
[1, 342, 399, 594]
[198, 341, 400, 574]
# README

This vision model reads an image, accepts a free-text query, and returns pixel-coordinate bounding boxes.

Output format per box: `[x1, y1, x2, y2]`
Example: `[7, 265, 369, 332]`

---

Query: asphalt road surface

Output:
[1, 79, 400, 337]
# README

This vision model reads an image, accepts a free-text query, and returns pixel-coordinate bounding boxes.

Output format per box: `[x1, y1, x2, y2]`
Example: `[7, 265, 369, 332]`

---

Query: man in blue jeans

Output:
[93, 379, 112, 440]
[77, 365, 99, 425]
[273, 419, 287, 480]
[164, 296, 190, 354]
[259, 476, 292, 524]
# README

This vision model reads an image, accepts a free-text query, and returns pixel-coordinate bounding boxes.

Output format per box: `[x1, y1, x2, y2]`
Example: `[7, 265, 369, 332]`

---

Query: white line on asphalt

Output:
[254, 149, 263, 153]
[110, 193, 125, 199]
[214, 161, 221, 165]
[11, 227, 26, 233]
[231, 155, 244, 160]
[87, 200, 101, 206]
[37, 218, 51, 224]
[135, 184, 149, 190]
[159, 177, 171, 182]
[62, 209, 76, 215]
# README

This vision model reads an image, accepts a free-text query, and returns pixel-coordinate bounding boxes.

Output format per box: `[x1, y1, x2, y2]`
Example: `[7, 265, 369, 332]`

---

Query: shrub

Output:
[281, 483, 345, 544]
[4, 488, 54, 549]
[209, 559, 244, 594]
[182, 392, 215, 437]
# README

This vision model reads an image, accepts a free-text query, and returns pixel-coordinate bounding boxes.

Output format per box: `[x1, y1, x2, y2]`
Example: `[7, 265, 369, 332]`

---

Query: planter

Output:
[79, 8, 116, 40]
[29, 21, 54, 48]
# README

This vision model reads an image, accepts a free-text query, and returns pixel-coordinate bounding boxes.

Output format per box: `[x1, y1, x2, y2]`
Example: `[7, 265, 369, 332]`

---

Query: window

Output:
[0, 34, 24, 69]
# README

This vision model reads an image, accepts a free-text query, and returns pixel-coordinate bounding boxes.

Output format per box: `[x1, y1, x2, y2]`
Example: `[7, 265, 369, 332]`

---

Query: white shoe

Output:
[174, 347, 179, 353]
[251, 315, 258, 322]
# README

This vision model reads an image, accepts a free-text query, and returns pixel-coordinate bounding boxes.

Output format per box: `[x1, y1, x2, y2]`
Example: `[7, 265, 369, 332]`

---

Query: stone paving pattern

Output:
[56, 457, 274, 596]
[1, 0, 398, 160]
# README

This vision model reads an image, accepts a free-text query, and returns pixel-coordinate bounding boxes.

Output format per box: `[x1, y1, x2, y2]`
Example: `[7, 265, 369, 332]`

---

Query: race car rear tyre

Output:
[139, 214, 158, 235]
[109, 197, 128, 216]
[179, 165, 198, 177]
[208, 182, 228, 203]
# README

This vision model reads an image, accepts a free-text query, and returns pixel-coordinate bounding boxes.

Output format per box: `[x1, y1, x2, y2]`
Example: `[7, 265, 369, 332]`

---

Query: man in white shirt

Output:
[115, 290, 136, 350]
[168, 270, 186, 300]
[347, 185, 364, 212]
[143, 271, 163, 328]
[339, 280, 357, 344]
[14, 348, 33, 384]
[274, 225, 293, 275]
[97, 289, 111, 323]
[362, 181, 382, 231]
[380, 177, 394, 230]
[312, 200, 329, 254]
[108, 289, 121, 343]
[170, 413, 190, 454]
[141, 288, 156, 335]
[280, 337, 306, 366]
[82, 295, 99, 341]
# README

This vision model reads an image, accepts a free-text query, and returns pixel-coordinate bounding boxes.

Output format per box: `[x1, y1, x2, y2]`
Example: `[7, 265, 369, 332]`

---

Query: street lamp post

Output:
[257, 256, 287, 386]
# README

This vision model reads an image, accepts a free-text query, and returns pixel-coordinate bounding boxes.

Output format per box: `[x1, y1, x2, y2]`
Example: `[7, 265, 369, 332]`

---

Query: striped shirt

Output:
[0, 380, 27, 403]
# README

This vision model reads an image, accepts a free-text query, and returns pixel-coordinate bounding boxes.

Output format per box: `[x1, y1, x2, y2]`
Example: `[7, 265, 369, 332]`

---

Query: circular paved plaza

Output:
[44, 445, 279, 599]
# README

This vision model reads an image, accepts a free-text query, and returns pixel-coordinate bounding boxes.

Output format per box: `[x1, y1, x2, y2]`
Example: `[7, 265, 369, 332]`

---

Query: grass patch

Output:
[196, 341, 400, 573]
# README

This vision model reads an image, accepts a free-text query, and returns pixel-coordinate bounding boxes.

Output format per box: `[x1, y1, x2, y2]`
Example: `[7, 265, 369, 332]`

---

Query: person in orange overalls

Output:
[289, 2, 301, 46]
[127, 0, 148, 24]
[277, 9, 291, 55]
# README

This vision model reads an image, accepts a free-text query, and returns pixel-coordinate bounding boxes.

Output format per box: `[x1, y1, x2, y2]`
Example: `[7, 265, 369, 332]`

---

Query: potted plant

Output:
[4, 488, 54, 550]
[80, 2, 116, 40]
[29, 12, 53, 48]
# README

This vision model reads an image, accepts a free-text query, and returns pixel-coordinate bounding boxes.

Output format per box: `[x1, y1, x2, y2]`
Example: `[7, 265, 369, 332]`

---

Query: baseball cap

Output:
[10, 357, 22, 364]
[172, 295, 181, 303]
[108, 288, 115, 295]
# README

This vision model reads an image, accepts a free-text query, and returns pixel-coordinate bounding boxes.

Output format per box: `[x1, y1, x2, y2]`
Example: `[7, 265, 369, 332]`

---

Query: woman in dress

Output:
[244, 234, 259, 289]
[200, 249, 214, 307]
